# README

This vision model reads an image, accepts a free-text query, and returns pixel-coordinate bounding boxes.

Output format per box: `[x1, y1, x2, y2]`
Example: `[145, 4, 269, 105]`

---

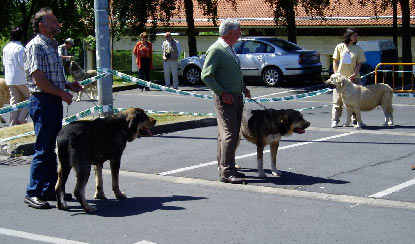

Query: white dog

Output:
[325, 73, 394, 129]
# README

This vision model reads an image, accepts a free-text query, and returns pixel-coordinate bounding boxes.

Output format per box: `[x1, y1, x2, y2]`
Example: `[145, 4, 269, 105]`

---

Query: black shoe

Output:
[220, 175, 246, 184]
[41, 193, 73, 201]
[24, 196, 51, 209]
[235, 171, 245, 178]
[145, 87, 150, 91]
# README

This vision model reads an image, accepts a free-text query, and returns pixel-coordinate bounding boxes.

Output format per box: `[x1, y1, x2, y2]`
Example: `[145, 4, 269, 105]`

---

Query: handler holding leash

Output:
[24, 7, 82, 209]
[331, 28, 366, 128]
[201, 18, 251, 184]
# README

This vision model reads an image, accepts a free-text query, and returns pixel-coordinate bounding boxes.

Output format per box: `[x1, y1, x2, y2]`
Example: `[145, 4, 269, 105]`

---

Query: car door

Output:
[235, 40, 265, 76]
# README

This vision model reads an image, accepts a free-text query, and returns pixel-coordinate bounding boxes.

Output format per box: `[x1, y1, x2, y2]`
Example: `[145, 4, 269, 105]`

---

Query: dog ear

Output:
[126, 108, 146, 141]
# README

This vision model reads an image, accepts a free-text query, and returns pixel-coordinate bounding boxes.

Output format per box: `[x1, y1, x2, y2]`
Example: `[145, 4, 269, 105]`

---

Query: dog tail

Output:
[242, 108, 253, 123]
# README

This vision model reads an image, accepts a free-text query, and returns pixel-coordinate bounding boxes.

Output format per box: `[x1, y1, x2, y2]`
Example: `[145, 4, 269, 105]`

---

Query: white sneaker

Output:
[330, 121, 338, 128]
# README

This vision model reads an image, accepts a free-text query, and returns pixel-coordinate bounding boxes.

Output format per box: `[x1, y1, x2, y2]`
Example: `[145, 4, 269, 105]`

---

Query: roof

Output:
[157, 0, 413, 28]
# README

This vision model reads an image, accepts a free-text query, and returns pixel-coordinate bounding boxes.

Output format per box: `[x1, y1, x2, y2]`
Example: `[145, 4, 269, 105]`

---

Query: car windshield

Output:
[265, 38, 302, 51]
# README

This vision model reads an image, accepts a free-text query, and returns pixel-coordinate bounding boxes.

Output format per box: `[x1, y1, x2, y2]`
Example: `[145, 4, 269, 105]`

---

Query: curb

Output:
[8, 117, 217, 157]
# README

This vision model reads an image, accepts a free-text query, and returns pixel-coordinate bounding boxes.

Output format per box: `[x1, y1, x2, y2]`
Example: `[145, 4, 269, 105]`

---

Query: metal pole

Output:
[392, 0, 397, 48]
[94, 0, 113, 116]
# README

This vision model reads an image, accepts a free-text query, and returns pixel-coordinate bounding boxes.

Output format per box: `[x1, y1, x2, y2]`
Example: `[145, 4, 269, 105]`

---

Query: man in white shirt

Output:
[162, 32, 181, 89]
[2, 27, 30, 126]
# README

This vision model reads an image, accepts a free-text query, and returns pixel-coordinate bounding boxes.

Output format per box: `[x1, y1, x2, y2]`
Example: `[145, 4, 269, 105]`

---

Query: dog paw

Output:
[272, 170, 283, 177]
[84, 205, 97, 213]
[56, 202, 69, 211]
[94, 192, 107, 200]
[114, 191, 127, 199]
[354, 125, 362, 129]
[235, 164, 241, 169]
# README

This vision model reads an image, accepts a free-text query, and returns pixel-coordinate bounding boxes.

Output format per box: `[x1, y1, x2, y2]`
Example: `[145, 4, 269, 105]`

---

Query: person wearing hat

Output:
[58, 38, 74, 61]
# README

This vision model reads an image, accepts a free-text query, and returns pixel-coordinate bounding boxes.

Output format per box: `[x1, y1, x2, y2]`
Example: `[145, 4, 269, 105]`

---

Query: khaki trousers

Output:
[8, 84, 30, 126]
[214, 94, 243, 178]
[331, 78, 361, 122]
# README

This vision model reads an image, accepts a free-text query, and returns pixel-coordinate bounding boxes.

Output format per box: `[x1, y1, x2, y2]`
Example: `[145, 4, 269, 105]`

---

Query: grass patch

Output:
[0, 113, 211, 145]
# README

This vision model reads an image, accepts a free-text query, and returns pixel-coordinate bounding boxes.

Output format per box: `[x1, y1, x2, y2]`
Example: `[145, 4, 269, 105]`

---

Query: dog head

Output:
[277, 109, 310, 136]
[325, 73, 350, 91]
[121, 108, 157, 142]
[69, 61, 86, 81]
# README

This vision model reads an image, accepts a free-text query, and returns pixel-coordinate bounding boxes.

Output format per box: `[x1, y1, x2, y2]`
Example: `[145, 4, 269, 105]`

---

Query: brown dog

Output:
[68, 61, 98, 101]
[0, 78, 11, 123]
[240, 108, 310, 178]
[55, 108, 156, 213]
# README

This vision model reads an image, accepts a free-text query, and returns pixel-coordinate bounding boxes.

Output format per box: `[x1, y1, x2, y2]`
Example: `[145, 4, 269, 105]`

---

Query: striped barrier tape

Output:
[0, 102, 336, 143]
[99, 68, 214, 100]
[0, 73, 108, 116]
[99, 68, 332, 103]
[0, 100, 31, 116]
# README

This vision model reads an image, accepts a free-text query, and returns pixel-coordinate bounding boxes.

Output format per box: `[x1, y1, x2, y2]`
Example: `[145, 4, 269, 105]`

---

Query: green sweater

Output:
[201, 41, 244, 96]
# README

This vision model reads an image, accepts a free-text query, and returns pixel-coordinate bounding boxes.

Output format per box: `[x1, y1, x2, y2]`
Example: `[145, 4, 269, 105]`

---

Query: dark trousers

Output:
[138, 57, 151, 89]
[213, 94, 243, 178]
[26, 93, 63, 197]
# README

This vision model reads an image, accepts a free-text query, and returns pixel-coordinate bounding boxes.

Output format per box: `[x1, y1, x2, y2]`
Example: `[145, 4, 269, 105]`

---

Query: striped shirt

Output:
[24, 34, 67, 93]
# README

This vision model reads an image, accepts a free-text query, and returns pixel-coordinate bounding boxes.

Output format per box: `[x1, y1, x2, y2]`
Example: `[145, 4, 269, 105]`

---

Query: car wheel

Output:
[262, 67, 283, 87]
[183, 65, 201, 85]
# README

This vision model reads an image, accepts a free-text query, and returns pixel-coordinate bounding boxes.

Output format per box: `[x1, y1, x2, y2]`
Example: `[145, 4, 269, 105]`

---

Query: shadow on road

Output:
[240, 168, 349, 186]
[67, 195, 207, 217]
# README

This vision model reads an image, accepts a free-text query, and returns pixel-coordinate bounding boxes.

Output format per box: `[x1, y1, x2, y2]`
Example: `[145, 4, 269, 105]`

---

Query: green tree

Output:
[179, 0, 237, 57]
[357, 0, 414, 63]
[264, 0, 330, 43]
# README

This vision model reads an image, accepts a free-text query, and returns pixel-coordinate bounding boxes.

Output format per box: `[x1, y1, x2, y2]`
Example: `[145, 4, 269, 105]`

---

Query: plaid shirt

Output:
[25, 34, 67, 93]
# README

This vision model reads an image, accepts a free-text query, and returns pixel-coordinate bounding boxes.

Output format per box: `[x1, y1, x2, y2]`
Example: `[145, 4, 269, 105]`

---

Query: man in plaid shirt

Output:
[24, 7, 82, 210]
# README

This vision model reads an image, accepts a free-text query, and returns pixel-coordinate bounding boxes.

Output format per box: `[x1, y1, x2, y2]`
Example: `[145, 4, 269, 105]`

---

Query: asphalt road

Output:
[1, 79, 415, 244]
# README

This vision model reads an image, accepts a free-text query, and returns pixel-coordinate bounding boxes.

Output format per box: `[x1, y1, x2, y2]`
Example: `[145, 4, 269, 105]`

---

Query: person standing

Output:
[331, 28, 366, 128]
[2, 27, 30, 126]
[201, 18, 251, 184]
[133, 32, 153, 91]
[162, 32, 181, 89]
[58, 37, 74, 61]
[24, 7, 83, 209]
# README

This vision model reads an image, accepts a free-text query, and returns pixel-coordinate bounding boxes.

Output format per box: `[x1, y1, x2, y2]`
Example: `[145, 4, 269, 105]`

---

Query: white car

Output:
[178, 37, 322, 86]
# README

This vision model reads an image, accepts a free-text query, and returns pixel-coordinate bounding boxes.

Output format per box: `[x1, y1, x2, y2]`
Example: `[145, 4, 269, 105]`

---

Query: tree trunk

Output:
[184, 0, 197, 57]
[285, 1, 297, 43]
[399, 0, 412, 63]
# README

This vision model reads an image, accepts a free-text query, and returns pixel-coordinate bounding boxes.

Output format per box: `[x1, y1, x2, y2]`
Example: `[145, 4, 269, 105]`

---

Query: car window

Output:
[267, 39, 302, 51]
[233, 41, 243, 54]
[239, 41, 275, 54]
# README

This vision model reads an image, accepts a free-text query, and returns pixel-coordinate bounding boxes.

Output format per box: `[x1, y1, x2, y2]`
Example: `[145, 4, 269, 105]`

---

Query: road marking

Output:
[159, 132, 355, 176]
[0, 227, 88, 244]
[369, 178, 415, 198]
[308, 126, 415, 137]
[253, 84, 325, 99]
[105, 169, 415, 211]
[133, 241, 158, 244]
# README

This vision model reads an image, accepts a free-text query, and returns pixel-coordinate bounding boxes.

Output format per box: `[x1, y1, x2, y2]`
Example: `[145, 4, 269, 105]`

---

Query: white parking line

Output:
[159, 132, 355, 176]
[253, 84, 325, 99]
[369, 178, 415, 199]
[0, 227, 88, 244]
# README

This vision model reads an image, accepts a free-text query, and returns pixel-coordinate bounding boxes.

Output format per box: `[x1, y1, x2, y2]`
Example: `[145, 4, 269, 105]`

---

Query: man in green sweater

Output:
[201, 18, 251, 184]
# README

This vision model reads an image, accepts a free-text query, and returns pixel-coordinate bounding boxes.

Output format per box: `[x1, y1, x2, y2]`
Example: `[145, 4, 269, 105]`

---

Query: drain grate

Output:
[0, 157, 31, 166]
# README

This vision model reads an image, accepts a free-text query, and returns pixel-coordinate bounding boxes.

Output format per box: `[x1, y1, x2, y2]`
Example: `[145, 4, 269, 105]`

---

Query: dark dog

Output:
[68, 61, 98, 101]
[240, 108, 310, 178]
[55, 108, 156, 213]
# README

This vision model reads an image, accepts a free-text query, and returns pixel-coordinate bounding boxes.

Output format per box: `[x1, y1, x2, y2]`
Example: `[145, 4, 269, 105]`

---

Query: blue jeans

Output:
[26, 93, 63, 197]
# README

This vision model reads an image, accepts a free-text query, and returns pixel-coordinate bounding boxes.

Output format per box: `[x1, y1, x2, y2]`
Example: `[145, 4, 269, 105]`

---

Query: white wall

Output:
[113, 35, 414, 72]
